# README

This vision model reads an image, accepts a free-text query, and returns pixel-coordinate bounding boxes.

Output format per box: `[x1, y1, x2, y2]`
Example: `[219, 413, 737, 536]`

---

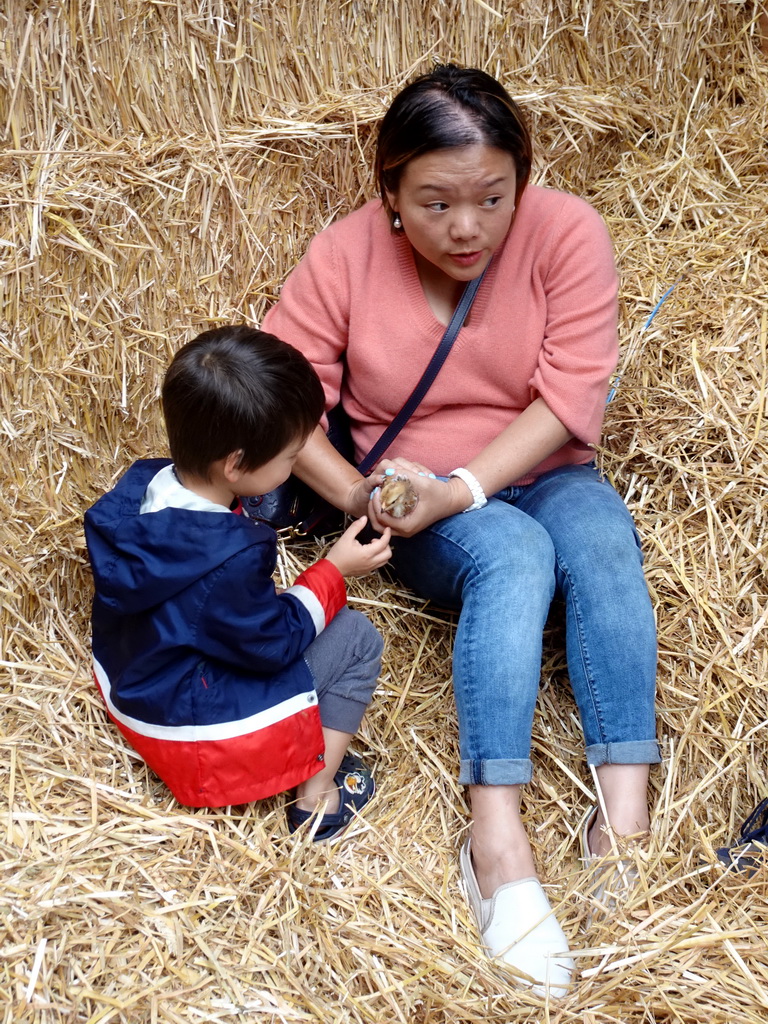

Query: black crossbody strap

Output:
[357, 261, 490, 476]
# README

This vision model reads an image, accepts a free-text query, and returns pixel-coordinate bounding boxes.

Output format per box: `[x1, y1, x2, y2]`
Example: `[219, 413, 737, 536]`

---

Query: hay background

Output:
[2, 0, 768, 1020]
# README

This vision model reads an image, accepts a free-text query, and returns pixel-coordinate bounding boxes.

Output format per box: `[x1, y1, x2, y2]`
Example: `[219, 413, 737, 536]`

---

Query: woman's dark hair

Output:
[161, 325, 325, 479]
[375, 64, 532, 222]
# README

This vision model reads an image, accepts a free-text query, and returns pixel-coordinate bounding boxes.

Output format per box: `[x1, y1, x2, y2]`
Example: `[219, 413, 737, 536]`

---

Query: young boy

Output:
[84, 325, 392, 840]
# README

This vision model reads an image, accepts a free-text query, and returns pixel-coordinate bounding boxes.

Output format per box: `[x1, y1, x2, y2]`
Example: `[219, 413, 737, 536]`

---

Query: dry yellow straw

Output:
[2, 1, 768, 1021]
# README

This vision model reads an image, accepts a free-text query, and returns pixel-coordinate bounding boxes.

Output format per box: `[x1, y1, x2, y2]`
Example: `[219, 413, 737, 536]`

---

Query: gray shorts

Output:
[302, 606, 383, 734]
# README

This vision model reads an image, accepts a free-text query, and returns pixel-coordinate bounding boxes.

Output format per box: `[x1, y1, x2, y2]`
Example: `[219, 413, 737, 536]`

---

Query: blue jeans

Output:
[390, 463, 661, 786]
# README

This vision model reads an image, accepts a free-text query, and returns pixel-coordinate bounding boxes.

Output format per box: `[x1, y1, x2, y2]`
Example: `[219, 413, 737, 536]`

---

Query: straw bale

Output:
[2, 0, 768, 1020]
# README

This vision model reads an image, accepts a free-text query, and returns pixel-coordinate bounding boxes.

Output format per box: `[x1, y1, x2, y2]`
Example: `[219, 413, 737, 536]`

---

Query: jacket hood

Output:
[84, 459, 268, 614]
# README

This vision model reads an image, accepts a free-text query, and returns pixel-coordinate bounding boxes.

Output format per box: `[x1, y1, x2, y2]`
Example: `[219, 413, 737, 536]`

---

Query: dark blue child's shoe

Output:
[287, 753, 375, 842]
[716, 798, 768, 875]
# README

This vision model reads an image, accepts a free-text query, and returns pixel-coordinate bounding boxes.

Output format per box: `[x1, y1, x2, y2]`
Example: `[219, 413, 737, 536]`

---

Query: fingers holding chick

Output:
[388, 456, 437, 479]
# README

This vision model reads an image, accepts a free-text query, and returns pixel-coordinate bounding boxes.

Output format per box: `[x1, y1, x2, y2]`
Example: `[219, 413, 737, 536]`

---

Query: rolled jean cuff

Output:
[317, 695, 368, 736]
[459, 757, 533, 786]
[586, 740, 662, 767]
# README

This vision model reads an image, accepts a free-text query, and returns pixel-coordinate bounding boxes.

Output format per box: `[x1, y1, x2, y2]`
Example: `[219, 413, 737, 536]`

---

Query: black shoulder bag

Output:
[241, 263, 489, 536]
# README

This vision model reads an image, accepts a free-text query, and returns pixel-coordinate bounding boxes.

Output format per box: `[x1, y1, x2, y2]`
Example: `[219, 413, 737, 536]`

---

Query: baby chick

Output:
[378, 474, 419, 517]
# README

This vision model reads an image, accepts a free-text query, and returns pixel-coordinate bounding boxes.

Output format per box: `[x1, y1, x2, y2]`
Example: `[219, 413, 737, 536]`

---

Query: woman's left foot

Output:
[580, 806, 644, 912]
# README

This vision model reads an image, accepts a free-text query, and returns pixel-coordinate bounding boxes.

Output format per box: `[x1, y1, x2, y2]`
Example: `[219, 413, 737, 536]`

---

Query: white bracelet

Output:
[449, 467, 487, 512]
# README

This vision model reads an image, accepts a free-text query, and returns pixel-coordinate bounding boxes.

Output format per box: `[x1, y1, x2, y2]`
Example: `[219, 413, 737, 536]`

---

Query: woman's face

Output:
[386, 144, 517, 284]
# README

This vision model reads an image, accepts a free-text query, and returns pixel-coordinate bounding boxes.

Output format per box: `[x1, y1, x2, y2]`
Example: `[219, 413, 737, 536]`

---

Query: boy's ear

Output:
[222, 450, 245, 484]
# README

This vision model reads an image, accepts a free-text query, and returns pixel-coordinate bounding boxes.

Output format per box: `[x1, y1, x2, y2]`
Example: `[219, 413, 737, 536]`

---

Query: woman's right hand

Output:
[344, 473, 381, 520]
[325, 516, 392, 577]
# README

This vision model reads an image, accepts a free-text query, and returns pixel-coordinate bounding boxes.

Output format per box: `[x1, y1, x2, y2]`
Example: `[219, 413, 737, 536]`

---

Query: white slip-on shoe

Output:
[459, 838, 574, 999]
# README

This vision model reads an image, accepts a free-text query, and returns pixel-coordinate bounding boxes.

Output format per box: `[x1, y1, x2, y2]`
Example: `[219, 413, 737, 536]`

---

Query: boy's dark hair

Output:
[161, 325, 325, 479]
[376, 64, 532, 223]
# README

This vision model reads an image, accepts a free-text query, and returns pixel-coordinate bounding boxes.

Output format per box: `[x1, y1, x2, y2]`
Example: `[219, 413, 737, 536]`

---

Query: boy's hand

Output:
[325, 516, 392, 578]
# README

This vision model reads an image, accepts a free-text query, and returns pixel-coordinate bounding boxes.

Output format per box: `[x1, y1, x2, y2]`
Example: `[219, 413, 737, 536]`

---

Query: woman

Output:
[263, 65, 660, 996]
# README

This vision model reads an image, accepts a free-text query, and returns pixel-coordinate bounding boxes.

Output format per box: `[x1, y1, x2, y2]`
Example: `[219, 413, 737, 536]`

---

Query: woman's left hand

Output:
[384, 456, 436, 478]
[366, 458, 469, 537]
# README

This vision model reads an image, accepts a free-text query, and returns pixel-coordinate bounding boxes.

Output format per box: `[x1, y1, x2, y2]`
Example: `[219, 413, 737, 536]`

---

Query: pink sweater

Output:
[263, 185, 619, 484]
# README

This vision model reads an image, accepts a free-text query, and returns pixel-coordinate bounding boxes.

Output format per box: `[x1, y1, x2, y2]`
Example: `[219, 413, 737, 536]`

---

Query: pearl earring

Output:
[393, 215, 402, 229]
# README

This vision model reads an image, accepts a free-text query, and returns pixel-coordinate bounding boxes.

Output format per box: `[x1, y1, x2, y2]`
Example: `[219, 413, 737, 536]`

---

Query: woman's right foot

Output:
[469, 835, 538, 897]
[460, 839, 573, 999]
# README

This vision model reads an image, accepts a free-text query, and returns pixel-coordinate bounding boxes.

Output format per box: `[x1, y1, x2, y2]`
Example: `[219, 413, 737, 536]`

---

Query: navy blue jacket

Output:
[84, 459, 346, 806]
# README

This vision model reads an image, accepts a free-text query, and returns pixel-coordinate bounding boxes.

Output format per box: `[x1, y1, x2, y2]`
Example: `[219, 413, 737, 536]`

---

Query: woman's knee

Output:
[391, 503, 555, 609]
[467, 504, 556, 587]
[530, 476, 643, 577]
[572, 511, 644, 581]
